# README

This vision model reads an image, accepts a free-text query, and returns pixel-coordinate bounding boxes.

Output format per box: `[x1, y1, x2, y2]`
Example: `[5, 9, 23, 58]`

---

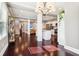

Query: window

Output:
[0, 2, 8, 40]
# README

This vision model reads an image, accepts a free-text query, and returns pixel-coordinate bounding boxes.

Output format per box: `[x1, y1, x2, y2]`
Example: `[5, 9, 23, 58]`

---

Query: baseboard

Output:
[0, 43, 8, 56]
[64, 45, 79, 54]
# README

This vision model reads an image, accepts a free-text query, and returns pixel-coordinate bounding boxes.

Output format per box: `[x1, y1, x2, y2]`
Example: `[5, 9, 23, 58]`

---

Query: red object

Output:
[43, 45, 60, 52]
[28, 47, 44, 54]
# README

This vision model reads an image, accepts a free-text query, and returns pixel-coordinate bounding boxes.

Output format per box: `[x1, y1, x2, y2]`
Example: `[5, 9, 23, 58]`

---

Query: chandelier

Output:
[35, 2, 55, 16]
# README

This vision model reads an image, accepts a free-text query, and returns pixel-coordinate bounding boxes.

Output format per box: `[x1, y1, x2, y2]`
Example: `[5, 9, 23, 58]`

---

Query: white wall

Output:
[0, 3, 8, 56]
[58, 3, 79, 54]
[64, 4, 79, 50]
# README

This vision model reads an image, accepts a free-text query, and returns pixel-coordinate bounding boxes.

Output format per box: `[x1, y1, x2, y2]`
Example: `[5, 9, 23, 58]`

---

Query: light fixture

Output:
[35, 2, 55, 16]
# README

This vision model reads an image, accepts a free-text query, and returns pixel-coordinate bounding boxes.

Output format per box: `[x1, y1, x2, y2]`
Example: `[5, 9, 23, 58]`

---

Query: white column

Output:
[27, 19, 30, 46]
[58, 14, 65, 46]
[36, 14, 42, 41]
[28, 19, 30, 35]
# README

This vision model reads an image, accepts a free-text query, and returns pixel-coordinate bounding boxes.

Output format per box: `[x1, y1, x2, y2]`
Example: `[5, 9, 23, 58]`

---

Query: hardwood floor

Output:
[3, 33, 79, 56]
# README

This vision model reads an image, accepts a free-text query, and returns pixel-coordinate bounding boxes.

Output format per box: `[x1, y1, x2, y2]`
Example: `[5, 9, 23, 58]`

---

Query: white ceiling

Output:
[7, 2, 59, 20]
[7, 2, 79, 21]
[8, 2, 37, 19]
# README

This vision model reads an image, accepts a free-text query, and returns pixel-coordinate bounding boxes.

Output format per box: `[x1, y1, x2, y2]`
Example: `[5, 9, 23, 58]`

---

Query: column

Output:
[27, 19, 30, 46]
[36, 14, 42, 45]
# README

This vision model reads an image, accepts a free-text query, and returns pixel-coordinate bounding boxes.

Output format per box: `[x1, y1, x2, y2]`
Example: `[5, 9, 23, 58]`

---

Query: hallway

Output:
[1, 2, 79, 56]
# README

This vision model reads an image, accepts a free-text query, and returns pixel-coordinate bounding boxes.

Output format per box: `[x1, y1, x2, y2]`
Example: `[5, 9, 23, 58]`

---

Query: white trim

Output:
[0, 43, 8, 56]
[64, 45, 79, 54]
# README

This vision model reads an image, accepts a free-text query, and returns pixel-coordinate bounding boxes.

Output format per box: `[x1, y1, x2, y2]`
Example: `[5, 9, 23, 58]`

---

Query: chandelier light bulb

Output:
[35, 2, 56, 16]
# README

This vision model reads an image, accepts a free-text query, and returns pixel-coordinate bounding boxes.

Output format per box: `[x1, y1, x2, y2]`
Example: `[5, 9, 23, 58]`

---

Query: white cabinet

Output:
[43, 30, 51, 40]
